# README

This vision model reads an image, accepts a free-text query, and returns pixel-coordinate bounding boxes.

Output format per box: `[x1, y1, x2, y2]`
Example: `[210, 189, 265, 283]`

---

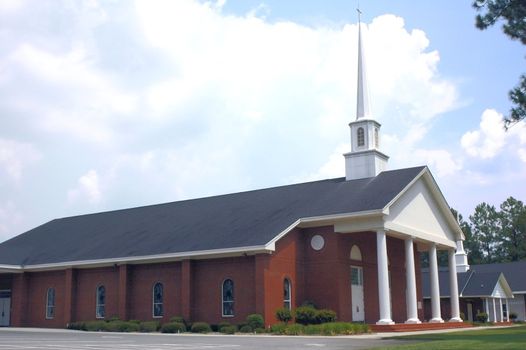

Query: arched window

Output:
[222, 279, 234, 317]
[96, 285, 105, 319]
[46, 288, 55, 319]
[374, 127, 379, 148]
[153, 282, 164, 317]
[283, 278, 292, 310]
[357, 127, 365, 147]
[350, 245, 362, 261]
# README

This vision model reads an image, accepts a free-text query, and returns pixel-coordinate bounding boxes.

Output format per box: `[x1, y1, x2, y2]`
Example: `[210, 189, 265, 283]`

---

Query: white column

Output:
[499, 298, 504, 322]
[404, 237, 420, 324]
[506, 299, 510, 322]
[448, 249, 462, 322]
[492, 298, 497, 322]
[376, 230, 394, 325]
[429, 243, 444, 323]
[485, 298, 490, 320]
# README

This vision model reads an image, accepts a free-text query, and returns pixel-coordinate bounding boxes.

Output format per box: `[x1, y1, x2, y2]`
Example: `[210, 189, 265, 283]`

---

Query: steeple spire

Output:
[343, 9, 389, 181]
[356, 8, 371, 120]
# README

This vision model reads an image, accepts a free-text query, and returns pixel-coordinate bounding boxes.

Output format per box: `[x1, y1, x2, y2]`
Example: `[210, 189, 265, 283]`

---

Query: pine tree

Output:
[469, 203, 500, 263]
[499, 197, 526, 261]
[473, 0, 526, 127]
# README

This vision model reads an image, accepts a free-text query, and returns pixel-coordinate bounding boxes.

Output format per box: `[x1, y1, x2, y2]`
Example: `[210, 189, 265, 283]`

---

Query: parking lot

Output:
[0, 328, 410, 350]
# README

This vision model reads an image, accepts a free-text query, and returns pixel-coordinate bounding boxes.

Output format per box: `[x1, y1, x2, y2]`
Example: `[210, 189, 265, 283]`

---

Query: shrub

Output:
[140, 321, 160, 332]
[161, 322, 186, 333]
[475, 312, 489, 323]
[510, 312, 518, 321]
[246, 314, 264, 330]
[294, 306, 318, 325]
[270, 322, 287, 334]
[170, 316, 187, 327]
[85, 320, 107, 332]
[129, 319, 141, 324]
[284, 323, 304, 335]
[254, 327, 266, 334]
[239, 324, 253, 333]
[316, 309, 337, 324]
[459, 312, 466, 321]
[105, 320, 125, 332]
[67, 322, 86, 330]
[276, 308, 293, 324]
[217, 322, 236, 334]
[220, 325, 237, 334]
[106, 320, 140, 332]
[217, 322, 232, 330]
[297, 322, 369, 335]
[191, 322, 212, 333]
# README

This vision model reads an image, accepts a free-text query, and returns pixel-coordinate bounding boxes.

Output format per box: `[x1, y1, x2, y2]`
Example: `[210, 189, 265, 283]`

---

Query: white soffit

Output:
[384, 173, 458, 247]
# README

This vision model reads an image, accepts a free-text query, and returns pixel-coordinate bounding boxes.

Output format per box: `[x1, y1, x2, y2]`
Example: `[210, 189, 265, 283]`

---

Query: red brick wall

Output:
[2, 226, 427, 327]
[192, 256, 256, 325]
[127, 262, 181, 322]
[75, 267, 119, 321]
[25, 271, 65, 328]
[259, 228, 305, 325]
[387, 237, 408, 324]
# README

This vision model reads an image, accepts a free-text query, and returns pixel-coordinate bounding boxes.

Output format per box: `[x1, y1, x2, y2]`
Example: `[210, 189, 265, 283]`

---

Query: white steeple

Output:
[356, 9, 371, 120]
[344, 10, 389, 181]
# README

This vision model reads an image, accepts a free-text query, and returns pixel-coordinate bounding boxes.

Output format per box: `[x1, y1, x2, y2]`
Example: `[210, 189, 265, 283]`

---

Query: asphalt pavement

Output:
[0, 327, 413, 350]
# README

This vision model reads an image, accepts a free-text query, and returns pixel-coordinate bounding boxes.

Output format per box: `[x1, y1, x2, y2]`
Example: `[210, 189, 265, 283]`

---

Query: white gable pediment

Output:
[492, 274, 515, 299]
[384, 171, 461, 248]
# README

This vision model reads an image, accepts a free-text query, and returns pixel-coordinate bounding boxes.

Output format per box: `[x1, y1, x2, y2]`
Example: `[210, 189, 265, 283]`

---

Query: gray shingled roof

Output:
[0, 166, 426, 266]
[469, 261, 526, 293]
[422, 261, 525, 297]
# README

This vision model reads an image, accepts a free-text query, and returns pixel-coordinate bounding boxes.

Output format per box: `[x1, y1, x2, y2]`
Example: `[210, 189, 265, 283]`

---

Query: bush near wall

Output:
[67, 319, 146, 332]
[475, 312, 489, 323]
[275, 308, 293, 324]
[270, 322, 369, 335]
[294, 305, 337, 325]
[191, 322, 212, 333]
[160, 322, 187, 333]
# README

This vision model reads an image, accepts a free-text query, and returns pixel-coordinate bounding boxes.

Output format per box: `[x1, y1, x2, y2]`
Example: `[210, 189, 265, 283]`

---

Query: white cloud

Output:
[412, 149, 462, 177]
[461, 109, 526, 161]
[0, 200, 24, 242]
[0, 0, 467, 241]
[68, 170, 102, 204]
[0, 0, 24, 12]
[0, 138, 40, 183]
[4, 43, 136, 144]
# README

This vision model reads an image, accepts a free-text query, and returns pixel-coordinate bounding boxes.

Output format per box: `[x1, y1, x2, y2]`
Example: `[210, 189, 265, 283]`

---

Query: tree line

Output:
[421, 197, 525, 267]
[456, 196, 526, 264]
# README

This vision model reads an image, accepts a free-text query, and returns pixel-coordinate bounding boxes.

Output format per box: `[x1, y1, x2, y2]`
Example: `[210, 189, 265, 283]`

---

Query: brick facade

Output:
[0, 227, 423, 328]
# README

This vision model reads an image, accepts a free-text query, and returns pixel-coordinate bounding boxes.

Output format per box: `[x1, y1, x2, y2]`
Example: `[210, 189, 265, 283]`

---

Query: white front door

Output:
[351, 266, 364, 322]
[0, 290, 11, 327]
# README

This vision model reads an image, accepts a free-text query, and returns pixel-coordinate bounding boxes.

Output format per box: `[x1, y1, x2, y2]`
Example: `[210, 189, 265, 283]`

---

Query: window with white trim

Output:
[284, 278, 292, 310]
[357, 127, 365, 147]
[153, 282, 164, 318]
[96, 285, 105, 319]
[222, 279, 234, 317]
[46, 288, 55, 319]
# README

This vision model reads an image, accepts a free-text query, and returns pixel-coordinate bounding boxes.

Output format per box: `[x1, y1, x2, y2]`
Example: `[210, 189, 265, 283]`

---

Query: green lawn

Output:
[372, 325, 526, 350]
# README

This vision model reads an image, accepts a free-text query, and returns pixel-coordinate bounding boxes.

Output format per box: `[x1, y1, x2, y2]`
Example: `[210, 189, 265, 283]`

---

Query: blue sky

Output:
[0, 0, 525, 243]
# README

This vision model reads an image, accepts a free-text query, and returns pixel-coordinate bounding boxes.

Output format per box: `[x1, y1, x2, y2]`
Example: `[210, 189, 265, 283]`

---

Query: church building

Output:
[0, 19, 464, 329]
